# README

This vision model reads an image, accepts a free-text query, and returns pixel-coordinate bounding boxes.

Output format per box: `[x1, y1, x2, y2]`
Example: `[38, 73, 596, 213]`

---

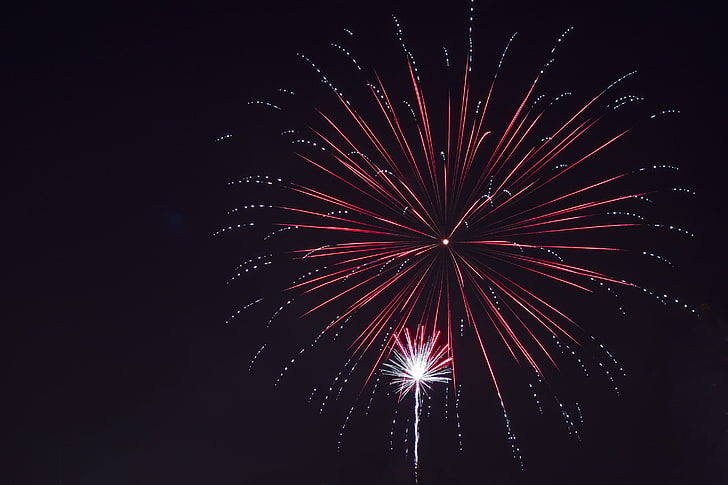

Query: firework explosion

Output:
[382, 325, 451, 482]
[220, 0, 693, 472]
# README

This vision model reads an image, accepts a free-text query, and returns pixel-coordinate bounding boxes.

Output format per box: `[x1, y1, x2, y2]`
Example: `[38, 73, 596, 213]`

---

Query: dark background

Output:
[3, 1, 726, 484]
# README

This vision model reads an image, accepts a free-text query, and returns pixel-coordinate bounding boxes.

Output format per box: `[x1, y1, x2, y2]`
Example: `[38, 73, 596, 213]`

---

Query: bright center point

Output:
[410, 364, 425, 382]
[441, 238, 449, 245]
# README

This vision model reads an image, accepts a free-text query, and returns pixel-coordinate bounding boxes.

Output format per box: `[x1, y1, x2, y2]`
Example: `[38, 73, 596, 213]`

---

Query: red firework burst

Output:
[222, 5, 692, 463]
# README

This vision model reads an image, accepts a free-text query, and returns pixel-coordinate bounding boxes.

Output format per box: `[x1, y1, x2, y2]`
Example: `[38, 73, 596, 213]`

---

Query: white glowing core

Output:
[410, 363, 426, 382]
[441, 238, 449, 245]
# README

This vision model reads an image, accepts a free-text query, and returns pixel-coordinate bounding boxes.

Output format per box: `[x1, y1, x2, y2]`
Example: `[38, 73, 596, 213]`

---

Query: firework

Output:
[222, 0, 693, 469]
[382, 325, 451, 482]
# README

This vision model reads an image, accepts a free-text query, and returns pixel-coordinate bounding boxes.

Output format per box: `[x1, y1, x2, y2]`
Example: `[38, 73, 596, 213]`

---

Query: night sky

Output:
[3, 1, 727, 484]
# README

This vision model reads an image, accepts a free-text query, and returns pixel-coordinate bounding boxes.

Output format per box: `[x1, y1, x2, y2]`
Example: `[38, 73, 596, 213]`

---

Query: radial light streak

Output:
[382, 326, 452, 483]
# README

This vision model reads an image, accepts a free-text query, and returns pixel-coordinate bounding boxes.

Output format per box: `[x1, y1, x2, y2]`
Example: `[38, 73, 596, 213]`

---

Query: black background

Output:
[3, 1, 726, 484]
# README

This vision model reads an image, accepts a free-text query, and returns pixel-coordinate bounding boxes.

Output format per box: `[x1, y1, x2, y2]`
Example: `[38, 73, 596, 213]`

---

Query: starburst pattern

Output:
[382, 325, 451, 482]
[223, 1, 693, 467]
[382, 326, 452, 399]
